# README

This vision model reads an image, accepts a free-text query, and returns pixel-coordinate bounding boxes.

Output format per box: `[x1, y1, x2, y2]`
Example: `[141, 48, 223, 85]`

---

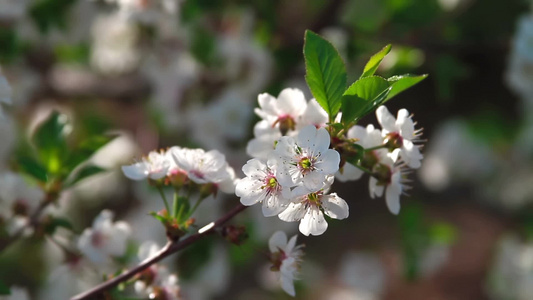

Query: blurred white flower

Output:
[419, 119, 495, 191]
[334, 252, 386, 300]
[268, 231, 304, 296]
[189, 88, 253, 151]
[122, 150, 170, 181]
[0, 67, 12, 117]
[2, 286, 30, 300]
[171, 147, 235, 193]
[0, 0, 30, 21]
[255, 88, 308, 134]
[78, 210, 131, 264]
[134, 241, 182, 300]
[91, 13, 141, 75]
[298, 98, 329, 129]
[486, 234, 533, 300]
[0, 171, 44, 234]
[246, 120, 283, 160]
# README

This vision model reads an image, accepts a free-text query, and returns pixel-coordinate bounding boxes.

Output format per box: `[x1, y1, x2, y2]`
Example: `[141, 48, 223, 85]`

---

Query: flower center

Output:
[307, 192, 321, 206]
[384, 132, 403, 149]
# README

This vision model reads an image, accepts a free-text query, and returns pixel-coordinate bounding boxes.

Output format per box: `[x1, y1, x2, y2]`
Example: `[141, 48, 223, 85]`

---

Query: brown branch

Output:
[71, 203, 247, 300]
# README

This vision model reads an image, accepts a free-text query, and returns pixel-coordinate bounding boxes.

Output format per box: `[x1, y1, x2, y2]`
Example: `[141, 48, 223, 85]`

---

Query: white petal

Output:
[302, 171, 328, 192]
[280, 264, 296, 296]
[321, 193, 349, 220]
[121, 163, 148, 180]
[313, 127, 331, 153]
[278, 202, 306, 222]
[299, 206, 327, 236]
[335, 163, 364, 182]
[285, 235, 298, 254]
[277, 88, 307, 117]
[316, 149, 340, 174]
[241, 158, 266, 177]
[369, 176, 384, 198]
[376, 106, 397, 133]
[262, 193, 288, 217]
[396, 109, 415, 138]
[236, 178, 263, 205]
[296, 125, 317, 150]
[385, 173, 402, 215]
[269, 231, 288, 253]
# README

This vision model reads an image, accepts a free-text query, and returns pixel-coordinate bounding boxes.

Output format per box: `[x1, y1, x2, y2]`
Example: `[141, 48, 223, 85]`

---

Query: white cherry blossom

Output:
[274, 125, 340, 192]
[336, 124, 385, 182]
[134, 241, 182, 300]
[78, 210, 131, 264]
[171, 147, 236, 193]
[255, 88, 308, 134]
[278, 188, 349, 236]
[368, 157, 406, 215]
[376, 106, 423, 169]
[268, 231, 304, 296]
[297, 98, 329, 129]
[235, 158, 289, 217]
[246, 120, 283, 159]
[122, 150, 170, 181]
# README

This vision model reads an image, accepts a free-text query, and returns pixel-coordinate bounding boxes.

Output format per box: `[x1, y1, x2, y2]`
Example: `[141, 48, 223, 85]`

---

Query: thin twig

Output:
[71, 203, 247, 300]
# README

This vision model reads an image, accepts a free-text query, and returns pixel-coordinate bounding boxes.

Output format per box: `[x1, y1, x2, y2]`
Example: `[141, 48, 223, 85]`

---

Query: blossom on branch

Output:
[78, 210, 131, 264]
[376, 106, 423, 169]
[122, 150, 170, 181]
[235, 158, 289, 217]
[268, 231, 304, 296]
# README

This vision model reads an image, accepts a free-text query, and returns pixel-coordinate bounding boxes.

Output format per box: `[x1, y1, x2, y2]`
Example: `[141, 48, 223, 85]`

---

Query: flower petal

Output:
[299, 206, 327, 236]
[321, 193, 349, 220]
[376, 106, 396, 133]
[268, 231, 287, 252]
[278, 202, 306, 222]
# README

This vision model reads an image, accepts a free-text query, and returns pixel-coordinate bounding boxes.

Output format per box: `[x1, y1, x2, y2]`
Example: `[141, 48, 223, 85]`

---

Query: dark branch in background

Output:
[71, 203, 247, 300]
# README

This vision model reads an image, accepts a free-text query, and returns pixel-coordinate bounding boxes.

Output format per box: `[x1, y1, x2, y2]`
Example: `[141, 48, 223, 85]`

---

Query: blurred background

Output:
[0, 0, 532, 299]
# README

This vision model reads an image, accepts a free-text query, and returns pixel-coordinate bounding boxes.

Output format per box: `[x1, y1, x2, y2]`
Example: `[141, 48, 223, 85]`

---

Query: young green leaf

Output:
[65, 134, 117, 171]
[16, 155, 49, 183]
[341, 76, 391, 125]
[360, 44, 392, 78]
[304, 30, 347, 120]
[64, 164, 106, 188]
[32, 111, 70, 174]
[386, 74, 428, 100]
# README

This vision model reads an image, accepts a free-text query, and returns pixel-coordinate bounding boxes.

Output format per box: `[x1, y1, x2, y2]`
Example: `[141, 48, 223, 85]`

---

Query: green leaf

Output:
[32, 111, 70, 175]
[304, 30, 347, 119]
[0, 280, 10, 295]
[65, 135, 116, 171]
[16, 155, 48, 183]
[341, 76, 391, 125]
[386, 74, 428, 100]
[360, 44, 392, 78]
[44, 217, 73, 235]
[64, 164, 106, 188]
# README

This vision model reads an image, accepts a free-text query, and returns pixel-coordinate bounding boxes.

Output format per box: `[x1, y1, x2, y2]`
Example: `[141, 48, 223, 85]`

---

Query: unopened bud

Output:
[222, 225, 248, 245]
[384, 132, 403, 150]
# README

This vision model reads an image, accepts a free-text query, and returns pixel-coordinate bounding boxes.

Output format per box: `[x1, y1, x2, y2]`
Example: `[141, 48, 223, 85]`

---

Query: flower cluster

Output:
[237, 88, 424, 237]
[122, 146, 236, 194]
[134, 241, 181, 300]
